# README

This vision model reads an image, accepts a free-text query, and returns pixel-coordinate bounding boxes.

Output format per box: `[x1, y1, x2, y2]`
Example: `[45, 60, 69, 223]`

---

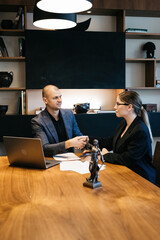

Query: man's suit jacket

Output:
[31, 109, 82, 157]
[99, 117, 156, 184]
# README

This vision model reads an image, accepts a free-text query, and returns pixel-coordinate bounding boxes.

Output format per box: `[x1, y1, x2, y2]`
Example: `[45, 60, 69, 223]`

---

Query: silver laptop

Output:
[3, 136, 61, 169]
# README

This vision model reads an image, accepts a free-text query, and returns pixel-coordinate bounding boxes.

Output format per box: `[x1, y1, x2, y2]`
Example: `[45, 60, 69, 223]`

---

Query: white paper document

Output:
[60, 161, 106, 174]
[53, 152, 81, 161]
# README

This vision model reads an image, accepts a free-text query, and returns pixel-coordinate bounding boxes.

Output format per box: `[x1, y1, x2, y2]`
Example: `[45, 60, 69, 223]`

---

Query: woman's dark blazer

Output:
[99, 117, 156, 184]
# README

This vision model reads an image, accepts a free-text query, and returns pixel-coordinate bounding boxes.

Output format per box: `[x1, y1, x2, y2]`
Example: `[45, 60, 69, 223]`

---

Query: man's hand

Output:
[65, 136, 88, 150]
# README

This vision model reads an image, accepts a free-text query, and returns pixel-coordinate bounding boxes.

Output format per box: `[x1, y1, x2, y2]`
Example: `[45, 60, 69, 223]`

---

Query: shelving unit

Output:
[90, 9, 160, 103]
[0, 4, 160, 113]
[126, 58, 156, 87]
[124, 9, 160, 112]
[0, 5, 26, 114]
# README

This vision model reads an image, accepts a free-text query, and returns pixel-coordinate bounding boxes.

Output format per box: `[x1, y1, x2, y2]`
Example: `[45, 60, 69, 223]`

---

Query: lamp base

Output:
[83, 180, 102, 189]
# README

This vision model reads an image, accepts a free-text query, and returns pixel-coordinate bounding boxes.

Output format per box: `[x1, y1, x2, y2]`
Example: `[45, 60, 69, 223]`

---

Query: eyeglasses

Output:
[115, 102, 129, 106]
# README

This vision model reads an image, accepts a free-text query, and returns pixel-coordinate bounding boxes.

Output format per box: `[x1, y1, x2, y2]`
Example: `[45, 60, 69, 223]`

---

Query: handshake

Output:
[65, 136, 89, 150]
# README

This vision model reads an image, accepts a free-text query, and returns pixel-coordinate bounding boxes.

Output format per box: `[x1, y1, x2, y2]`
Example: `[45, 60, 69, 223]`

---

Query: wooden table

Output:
[0, 156, 160, 240]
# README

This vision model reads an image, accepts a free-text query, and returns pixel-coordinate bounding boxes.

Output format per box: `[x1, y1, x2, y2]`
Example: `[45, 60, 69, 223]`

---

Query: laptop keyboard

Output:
[46, 161, 50, 165]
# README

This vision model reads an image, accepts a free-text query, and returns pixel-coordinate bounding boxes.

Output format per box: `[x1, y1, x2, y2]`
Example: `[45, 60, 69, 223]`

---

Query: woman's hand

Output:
[102, 148, 109, 155]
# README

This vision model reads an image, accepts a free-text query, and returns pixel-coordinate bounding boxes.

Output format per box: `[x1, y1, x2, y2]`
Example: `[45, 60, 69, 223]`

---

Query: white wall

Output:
[27, 89, 117, 114]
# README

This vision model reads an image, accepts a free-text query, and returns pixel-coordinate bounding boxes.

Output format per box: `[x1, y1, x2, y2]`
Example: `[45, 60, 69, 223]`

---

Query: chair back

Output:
[153, 141, 160, 187]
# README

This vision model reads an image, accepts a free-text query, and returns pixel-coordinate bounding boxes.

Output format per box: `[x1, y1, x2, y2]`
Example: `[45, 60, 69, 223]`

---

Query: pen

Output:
[80, 153, 91, 157]
[53, 155, 67, 158]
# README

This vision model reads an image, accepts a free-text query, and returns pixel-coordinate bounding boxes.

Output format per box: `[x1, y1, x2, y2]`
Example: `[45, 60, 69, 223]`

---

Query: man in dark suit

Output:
[31, 85, 87, 157]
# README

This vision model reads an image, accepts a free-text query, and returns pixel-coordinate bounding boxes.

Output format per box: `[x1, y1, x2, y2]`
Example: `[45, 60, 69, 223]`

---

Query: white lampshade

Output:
[37, 0, 92, 13]
[33, 5, 77, 30]
[33, 18, 76, 30]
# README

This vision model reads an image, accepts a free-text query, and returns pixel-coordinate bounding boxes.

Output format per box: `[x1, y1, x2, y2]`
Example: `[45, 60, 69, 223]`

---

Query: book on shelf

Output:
[0, 37, 9, 57]
[17, 91, 26, 115]
[17, 95, 22, 115]
[18, 38, 25, 57]
[125, 28, 148, 33]
[21, 8, 25, 30]
[12, 7, 23, 29]
[21, 91, 26, 115]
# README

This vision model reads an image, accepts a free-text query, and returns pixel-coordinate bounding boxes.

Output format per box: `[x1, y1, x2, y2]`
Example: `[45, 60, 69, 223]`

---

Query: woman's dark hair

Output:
[119, 91, 153, 141]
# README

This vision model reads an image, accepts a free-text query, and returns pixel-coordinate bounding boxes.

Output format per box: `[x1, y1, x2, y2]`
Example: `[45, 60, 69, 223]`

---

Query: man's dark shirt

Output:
[47, 110, 68, 142]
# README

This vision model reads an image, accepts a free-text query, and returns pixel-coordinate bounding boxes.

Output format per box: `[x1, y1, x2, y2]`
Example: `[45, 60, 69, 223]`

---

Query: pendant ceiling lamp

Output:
[33, 4, 77, 30]
[36, 0, 92, 13]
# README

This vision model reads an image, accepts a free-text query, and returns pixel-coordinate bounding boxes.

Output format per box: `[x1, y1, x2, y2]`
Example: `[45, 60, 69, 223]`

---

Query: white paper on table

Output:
[60, 161, 106, 174]
[53, 152, 81, 161]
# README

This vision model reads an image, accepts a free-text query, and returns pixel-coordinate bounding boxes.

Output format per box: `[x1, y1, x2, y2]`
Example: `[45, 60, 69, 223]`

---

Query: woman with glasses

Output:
[100, 90, 156, 184]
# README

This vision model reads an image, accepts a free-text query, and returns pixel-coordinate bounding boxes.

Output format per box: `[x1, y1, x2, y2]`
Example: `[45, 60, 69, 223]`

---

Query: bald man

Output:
[31, 85, 87, 157]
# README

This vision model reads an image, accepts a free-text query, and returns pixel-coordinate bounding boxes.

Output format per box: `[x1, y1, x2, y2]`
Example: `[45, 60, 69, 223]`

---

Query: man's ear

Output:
[43, 97, 47, 104]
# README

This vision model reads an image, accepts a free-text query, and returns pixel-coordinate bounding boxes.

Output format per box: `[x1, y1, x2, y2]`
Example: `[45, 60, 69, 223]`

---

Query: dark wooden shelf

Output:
[0, 57, 25, 61]
[126, 58, 157, 63]
[0, 88, 25, 91]
[126, 9, 160, 17]
[0, 29, 25, 36]
[126, 32, 160, 39]
[126, 87, 160, 90]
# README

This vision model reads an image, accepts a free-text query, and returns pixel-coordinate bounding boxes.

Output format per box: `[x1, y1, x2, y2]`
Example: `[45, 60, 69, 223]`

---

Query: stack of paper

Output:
[60, 160, 105, 174]
[53, 152, 105, 174]
[60, 161, 90, 174]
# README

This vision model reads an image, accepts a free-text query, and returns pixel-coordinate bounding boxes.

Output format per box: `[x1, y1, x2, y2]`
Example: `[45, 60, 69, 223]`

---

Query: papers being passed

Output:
[53, 152, 80, 161]
[53, 152, 106, 174]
